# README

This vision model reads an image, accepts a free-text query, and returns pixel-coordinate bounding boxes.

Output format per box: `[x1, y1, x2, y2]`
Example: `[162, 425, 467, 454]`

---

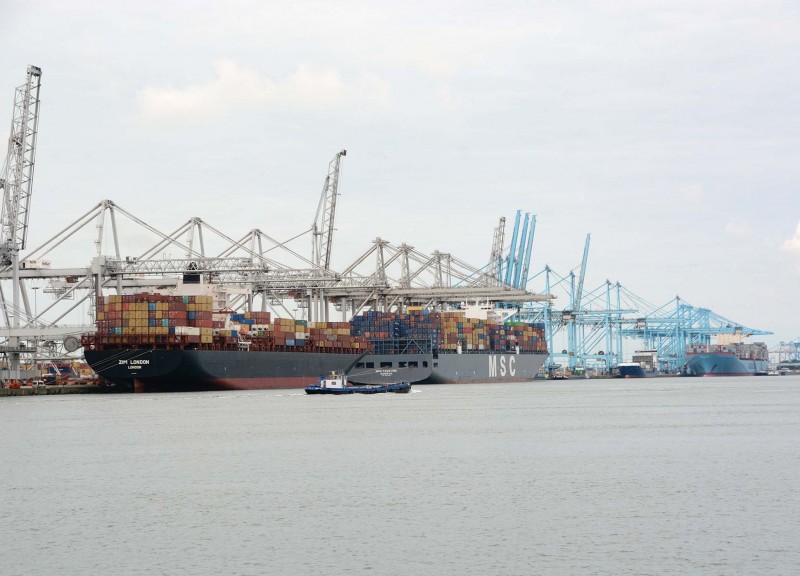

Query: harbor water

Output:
[1, 376, 799, 575]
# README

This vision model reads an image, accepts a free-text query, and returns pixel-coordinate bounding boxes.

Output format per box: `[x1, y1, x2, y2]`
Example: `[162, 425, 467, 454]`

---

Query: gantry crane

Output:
[0, 65, 42, 381]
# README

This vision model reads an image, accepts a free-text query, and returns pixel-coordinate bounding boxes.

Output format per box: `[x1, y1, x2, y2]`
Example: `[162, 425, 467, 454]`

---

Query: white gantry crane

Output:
[0, 65, 42, 381]
[312, 149, 346, 271]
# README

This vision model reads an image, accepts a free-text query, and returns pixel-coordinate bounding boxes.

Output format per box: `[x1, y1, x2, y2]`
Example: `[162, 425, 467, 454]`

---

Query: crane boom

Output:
[503, 210, 521, 286]
[573, 233, 591, 311]
[1, 65, 42, 260]
[312, 149, 346, 270]
[519, 214, 536, 288]
[512, 213, 529, 288]
[488, 216, 505, 285]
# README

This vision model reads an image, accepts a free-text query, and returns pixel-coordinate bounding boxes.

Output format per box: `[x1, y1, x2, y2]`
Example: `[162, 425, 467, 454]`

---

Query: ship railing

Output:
[82, 333, 371, 355]
[82, 333, 547, 356]
[359, 336, 548, 356]
[433, 348, 548, 355]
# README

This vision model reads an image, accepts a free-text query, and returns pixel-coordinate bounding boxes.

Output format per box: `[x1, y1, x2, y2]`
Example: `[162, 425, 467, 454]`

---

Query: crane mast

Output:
[0, 65, 42, 382]
[312, 149, 346, 270]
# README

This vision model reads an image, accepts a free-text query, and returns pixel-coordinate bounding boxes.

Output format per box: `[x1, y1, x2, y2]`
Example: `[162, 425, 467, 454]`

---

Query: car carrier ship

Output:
[81, 291, 547, 392]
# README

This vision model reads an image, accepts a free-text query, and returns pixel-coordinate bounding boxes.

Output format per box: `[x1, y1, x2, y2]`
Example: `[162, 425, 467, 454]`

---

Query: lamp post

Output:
[32, 286, 40, 381]
[32, 286, 39, 320]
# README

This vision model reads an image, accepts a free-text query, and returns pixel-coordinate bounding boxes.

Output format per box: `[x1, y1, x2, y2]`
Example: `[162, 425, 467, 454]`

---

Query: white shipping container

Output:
[176, 326, 201, 336]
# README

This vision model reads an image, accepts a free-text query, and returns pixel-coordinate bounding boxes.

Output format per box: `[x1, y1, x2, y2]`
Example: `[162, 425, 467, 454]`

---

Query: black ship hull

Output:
[84, 348, 431, 393]
[84, 348, 547, 392]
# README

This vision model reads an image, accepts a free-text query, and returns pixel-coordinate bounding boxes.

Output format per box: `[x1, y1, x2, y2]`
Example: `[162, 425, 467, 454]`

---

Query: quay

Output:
[0, 384, 114, 397]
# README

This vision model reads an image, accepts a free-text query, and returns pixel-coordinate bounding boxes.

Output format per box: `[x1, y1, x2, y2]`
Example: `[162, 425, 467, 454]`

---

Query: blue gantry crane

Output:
[484, 214, 772, 375]
[616, 293, 772, 372]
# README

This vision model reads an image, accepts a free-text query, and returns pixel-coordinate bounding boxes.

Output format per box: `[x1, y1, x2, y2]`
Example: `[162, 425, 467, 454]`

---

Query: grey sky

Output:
[2, 1, 798, 346]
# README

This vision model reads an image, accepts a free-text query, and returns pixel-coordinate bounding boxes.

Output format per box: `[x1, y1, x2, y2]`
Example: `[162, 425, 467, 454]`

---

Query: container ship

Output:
[614, 362, 647, 378]
[681, 342, 769, 376]
[614, 350, 659, 378]
[81, 292, 547, 392]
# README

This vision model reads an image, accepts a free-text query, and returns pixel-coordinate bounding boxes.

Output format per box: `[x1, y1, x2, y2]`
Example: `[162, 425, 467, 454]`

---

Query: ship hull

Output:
[84, 348, 546, 392]
[615, 364, 647, 378]
[357, 351, 546, 384]
[84, 348, 433, 392]
[683, 353, 770, 377]
[423, 352, 546, 384]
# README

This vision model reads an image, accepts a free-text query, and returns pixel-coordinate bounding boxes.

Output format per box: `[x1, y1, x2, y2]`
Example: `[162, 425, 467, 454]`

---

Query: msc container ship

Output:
[82, 293, 547, 392]
[681, 342, 769, 376]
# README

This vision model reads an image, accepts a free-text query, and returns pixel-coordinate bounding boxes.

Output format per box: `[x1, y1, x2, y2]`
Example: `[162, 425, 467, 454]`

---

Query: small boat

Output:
[305, 371, 412, 395]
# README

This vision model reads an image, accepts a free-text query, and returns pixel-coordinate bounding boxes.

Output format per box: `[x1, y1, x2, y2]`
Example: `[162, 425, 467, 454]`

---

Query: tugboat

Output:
[305, 371, 412, 395]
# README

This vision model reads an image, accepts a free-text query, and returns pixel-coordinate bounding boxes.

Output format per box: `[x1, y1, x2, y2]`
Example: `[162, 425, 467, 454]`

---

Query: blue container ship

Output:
[681, 342, 769, 376]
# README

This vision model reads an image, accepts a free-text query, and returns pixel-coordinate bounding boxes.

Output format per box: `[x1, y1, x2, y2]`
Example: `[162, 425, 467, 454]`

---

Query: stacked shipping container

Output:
[95, 293, 214, 345]
[685, 342, 769, 361]
[92, 293, 371, 352]
[349, 309, 546, 353]
[308, 321, 364, 350]
[91, 293, 545, 355]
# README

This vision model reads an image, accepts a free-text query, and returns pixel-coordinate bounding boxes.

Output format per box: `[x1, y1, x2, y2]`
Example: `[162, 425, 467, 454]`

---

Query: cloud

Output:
[137, 60, 390, 124]
[782, 222, 800, 254]
[725, 219, 748, 237]
[434, 84, 455, 108]
[678, 183, 704, 204]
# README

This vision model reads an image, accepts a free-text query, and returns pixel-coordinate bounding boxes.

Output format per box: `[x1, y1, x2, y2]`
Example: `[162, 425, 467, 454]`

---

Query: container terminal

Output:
[0, 65, 776, 390]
